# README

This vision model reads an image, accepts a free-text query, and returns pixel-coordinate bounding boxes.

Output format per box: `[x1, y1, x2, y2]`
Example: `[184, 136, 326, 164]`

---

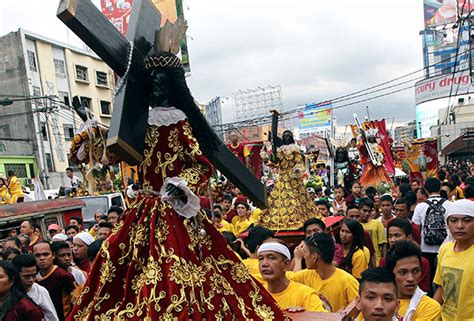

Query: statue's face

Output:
[282, 131, 294, 145]
[148, 69, 170, 107]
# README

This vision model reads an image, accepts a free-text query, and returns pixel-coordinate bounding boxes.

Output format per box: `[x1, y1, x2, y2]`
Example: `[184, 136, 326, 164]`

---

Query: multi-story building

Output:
[415, 4, 473, 138]
[0, 29, 115, 189]
[394, 121, 417, 146]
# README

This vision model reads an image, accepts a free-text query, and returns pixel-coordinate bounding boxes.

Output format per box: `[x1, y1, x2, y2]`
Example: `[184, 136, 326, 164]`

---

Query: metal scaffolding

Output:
[233, 85, 283, 121]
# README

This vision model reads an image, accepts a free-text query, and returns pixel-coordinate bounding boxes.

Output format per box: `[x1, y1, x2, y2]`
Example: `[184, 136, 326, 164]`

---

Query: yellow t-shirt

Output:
[434, 242, 474, 321]
[351, 248, 369, 279]
[232, 218, 252, 237]
[398, 295, 441, 321]
[289, 268, 359, 312]
[267, 280, 327, 312]
[243, 258, 259, 275]
[216, 219, 235, 234]
[361, 219, 387, 266]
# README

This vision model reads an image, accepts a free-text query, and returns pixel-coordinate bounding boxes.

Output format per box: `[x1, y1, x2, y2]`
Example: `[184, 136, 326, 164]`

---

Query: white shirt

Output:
[65, 175, 80, 188]
[27, 282, 59, 321]
[70, 266, 87, 284]
[412, 195, 451, 253]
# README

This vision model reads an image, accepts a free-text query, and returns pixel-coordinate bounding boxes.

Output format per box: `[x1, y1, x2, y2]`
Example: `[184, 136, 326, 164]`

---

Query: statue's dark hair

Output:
[146, 52, 220, 152]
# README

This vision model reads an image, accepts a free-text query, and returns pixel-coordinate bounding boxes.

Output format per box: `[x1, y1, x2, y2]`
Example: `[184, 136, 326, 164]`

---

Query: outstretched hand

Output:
[165, 184, 188, 203]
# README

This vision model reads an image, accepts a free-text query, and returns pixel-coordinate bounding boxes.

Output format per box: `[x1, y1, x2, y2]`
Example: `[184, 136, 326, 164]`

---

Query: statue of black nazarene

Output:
[334, 146, 357, 188]
[67, 20, 287, 321]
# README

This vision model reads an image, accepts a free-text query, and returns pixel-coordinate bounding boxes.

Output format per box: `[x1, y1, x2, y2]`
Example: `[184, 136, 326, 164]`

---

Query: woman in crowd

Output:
[414, 187, 429, 205]
[339, 218, 369, 280]
[0, 260, 44, 320]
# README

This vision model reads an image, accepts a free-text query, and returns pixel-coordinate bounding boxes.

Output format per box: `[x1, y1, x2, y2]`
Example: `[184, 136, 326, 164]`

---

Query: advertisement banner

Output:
[414, 71, 472, 105]
[101, 0, 190, 72]
[100, 0, 133, 36]
[298, 102, 332, 134]
[424, 0, 473, 29]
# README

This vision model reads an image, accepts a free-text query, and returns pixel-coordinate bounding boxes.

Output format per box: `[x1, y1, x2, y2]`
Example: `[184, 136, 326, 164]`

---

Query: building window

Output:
[27, 50, 37, 72]
[100, 100, 111, 116]
[45, 153, 54, 172]
[4, 164, 27, 179]
[32, 86, 43, 107]
[54, 59, 66, 78]
[40, 122, 48, 141]
[0, 143, 6, 152]
[75, 65, 89, 82]
[80, 97, 92, 109]
[63, 124, 74, 141]
[96, 71, 108, 87]
[0, 124, 10, 137]
[58, 91, 70, 106]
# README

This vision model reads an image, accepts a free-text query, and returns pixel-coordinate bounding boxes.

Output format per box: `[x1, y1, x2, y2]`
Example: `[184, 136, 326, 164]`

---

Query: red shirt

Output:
[227, 143, 246, 163]
[76, 258, 92, 273]
[410, 221, 421, 245]
[37, 265, 75, 321]
[379, 256, 431, 292]
[3, 297, 44, 321]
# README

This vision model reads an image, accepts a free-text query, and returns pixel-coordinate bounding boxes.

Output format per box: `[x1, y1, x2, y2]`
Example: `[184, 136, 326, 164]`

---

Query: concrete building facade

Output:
[0, 29, 114, 189]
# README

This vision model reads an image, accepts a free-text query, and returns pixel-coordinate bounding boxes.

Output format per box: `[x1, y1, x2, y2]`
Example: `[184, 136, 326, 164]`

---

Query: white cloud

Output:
[1, 0, 425, 125]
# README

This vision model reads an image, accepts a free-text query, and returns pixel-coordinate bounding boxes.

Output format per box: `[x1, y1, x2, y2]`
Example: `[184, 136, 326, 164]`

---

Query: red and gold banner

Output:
[351, 119, 395, 174]
[405, 139, 439, 180]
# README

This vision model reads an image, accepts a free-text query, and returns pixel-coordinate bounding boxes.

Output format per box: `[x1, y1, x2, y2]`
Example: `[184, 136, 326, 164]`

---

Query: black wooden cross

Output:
[57, 0, 267, 208]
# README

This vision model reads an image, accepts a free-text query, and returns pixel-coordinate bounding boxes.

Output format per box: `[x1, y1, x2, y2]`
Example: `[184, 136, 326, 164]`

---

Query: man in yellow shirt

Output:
[257, 239, 327, 313]
[290, 233, 359, 312]
[359, 198, 387, 266]
[356, 267, 399, 321]
[434, 199, 474, 321]
[231, 201, 253, 237]
[385, 240, 441, 320]
[242, 226, 274, 276]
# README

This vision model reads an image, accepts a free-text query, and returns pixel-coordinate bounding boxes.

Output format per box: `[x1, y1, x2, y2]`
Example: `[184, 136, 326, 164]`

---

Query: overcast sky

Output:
[0, 0, 424, 128]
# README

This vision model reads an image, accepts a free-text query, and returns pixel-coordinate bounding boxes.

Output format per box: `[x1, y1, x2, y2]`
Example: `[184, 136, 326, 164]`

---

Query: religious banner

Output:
[351, 119, 395, 175]
[404, 139, 439, 180]
[392, 146, 408, 170]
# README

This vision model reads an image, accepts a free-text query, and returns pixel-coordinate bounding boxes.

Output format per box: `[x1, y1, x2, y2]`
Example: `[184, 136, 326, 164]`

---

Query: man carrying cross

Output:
[58, 1, 288, 320]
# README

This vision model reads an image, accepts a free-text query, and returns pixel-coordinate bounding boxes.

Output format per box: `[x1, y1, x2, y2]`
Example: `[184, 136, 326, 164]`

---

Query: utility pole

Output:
[35, 105, 50, 189]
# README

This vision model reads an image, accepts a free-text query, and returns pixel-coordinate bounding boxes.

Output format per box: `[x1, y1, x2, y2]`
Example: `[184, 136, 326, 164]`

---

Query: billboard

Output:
[424, 0, 474, 28]
[298, 102, 332, 134]
[100, 0, 133, 36]
[414, 70, 472, 105]
[100, 0, 190, 71]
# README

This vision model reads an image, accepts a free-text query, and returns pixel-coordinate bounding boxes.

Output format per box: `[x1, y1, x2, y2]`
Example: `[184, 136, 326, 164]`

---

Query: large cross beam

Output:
[57, 0, 267, 208]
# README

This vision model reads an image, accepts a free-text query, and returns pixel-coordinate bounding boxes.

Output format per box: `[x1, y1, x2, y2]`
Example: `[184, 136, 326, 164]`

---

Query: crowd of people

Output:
[0, 206, 123, 320]
[0, 160, 472, 320]
[198, 158, 474, 320]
